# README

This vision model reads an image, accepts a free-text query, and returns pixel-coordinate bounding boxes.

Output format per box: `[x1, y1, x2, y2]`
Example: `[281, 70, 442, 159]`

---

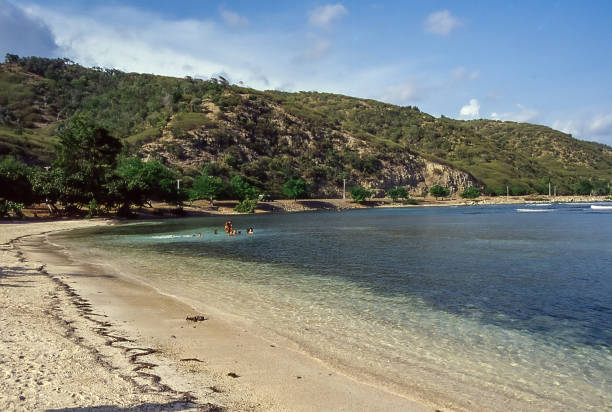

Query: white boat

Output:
[516, 209, 554, 213]
[590, 205, 612, 210]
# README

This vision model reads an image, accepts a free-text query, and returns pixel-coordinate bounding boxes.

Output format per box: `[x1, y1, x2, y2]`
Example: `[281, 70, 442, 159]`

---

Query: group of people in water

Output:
[223, 220, 254, 236]
[186, 220, 253, 238]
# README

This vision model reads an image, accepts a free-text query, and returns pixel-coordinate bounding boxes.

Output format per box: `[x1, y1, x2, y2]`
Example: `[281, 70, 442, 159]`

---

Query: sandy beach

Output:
[1, 220, 433, 412]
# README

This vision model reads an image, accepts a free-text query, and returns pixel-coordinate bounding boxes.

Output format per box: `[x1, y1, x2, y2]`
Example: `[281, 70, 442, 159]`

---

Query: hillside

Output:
[1, 55, 611, 196]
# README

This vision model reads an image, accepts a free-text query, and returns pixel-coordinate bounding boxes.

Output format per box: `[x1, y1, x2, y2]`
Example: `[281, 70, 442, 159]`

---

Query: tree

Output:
[230, 175, 259, 201]
[29, 168, 66, 215]
[53, 114, 122, 206]
[283, 178, 307, 200]
[191, 173, 223, 203]
[0, 156, 35, 204]
[109, 157, 179, 215]
[349, 186, 372, 202]
[429, 185, 450, 199]
[5, 53, 19, 64]
[461, 186, 480, 199]
[510, 186, 529, 196]
[575, 179, 594, 195]
[387, 186, 408, 202]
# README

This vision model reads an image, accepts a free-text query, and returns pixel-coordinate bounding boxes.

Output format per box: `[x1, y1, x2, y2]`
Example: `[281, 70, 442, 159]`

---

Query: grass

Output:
[0, 125, 57, 163]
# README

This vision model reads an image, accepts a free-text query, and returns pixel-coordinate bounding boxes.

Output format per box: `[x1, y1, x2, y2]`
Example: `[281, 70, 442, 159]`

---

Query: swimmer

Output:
[197, 233, 202, 238]
[213, 229, 218, 235]
[247, 227, 254, 234]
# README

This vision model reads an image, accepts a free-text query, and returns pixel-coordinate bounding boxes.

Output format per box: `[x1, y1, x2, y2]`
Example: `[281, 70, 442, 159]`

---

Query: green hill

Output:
[1, 55, 611, 196]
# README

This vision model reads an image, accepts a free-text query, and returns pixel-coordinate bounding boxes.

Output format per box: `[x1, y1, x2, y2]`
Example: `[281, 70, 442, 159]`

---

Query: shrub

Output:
[429, 185, 450, 199]
[85, 199, 101, 218]
[0, 199, 24, 218]
[350, 186, 372, 202]
[387, 186, 408, 202]
[234, 199, 258, 213]
[461, 186, 480, 199]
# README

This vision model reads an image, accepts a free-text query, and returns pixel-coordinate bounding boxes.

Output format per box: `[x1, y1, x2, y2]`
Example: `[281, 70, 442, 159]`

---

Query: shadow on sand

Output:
[0, 265, 36, 288]
[45, 400, 223, 412]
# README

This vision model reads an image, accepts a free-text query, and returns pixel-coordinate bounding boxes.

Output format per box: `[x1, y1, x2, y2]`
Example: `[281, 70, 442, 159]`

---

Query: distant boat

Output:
[516, 209, 554, 213]
[590, 205, 612, 210]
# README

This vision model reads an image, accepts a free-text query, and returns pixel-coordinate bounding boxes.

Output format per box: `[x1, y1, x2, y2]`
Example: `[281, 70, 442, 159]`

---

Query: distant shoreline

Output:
[8, 194, 610, 222]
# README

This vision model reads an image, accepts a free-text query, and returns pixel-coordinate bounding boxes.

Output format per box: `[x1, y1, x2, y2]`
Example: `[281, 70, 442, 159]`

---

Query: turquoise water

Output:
[53, 204, 612, 410]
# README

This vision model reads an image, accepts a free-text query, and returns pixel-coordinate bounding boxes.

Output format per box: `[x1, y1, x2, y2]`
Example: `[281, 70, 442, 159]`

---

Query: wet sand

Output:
[1, 220, 433, 411]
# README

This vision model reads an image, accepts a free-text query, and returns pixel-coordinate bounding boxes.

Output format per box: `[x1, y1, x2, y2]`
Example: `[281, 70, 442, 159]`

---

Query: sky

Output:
[2, 0, 612, 146]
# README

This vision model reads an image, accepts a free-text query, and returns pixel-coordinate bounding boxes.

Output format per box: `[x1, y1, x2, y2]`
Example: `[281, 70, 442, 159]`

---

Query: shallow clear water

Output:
[53, 204, 612, 410]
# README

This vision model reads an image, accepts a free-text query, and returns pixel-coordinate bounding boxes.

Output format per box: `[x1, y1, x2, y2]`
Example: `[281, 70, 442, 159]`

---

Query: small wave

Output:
[516, 209, 555, 213]
[151, 234, 199, 239]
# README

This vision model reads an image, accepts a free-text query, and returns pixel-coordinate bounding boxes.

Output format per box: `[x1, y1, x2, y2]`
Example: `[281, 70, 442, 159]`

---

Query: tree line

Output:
[0, 113, 317, 218]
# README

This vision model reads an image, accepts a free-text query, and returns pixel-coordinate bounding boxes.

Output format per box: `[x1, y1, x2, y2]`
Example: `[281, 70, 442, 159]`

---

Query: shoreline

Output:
[1, 220, 433, 411]
[7, 194, 610, 221]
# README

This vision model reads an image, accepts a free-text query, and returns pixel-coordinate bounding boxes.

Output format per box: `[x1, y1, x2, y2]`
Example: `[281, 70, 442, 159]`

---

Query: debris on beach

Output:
[180, 358, 203, 362]
[186, 315, 208, 322]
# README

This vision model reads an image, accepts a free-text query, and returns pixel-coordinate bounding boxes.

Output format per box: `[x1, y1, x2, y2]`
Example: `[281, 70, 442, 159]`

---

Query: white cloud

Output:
[460, 99, 480, 118]
[309, 4, 348, 29]
[13, 3, 397, 99]
[452, 66, 479, 81]
[552, 119, 579, 136]
[0, 0, 57, 57]
[490, 104, 538, 123]
[380, 81, 422, 105]
[424, 10, 461, 36]
[20, 4, 286, 90]
[298, 38, 332, 62]
[588, 113, 612, 135]
[219, 8, 248, 27]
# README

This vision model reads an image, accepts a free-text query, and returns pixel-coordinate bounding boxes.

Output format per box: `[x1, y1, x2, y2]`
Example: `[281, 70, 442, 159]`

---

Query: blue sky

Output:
[2, 1, 612, 146]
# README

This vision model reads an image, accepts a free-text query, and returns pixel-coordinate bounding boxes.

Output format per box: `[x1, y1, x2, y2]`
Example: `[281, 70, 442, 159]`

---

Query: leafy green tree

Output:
[429, 185, 450, 199]
[283, 178, 307, 200]
[191, 174, 223, 203]
[0, 156, 35, 204]
[461, 186, 480, 199]
[387, 186, 408, 202]
[230, 175, 259, 201]
[4, 53, 19, 64]
[54, 114, 122, 206]
[575, 179, 594, 195]
[29, 168, 66, 215]
[349, 186, 372, 202]
[108, 157, 179, 215]
[510, 186, 529, 196]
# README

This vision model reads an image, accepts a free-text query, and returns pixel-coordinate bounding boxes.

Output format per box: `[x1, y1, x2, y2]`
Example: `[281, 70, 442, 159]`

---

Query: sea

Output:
[49, 203, 612, 410]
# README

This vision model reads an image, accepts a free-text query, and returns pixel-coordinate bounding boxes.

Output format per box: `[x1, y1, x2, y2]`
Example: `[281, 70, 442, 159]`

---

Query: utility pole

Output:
[177, 179, 181, 190]
[548, 181, 551, 197]
[554, 186, 557, 197]
[343, 178, 346, 200]
[506, 185, 509, 199]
